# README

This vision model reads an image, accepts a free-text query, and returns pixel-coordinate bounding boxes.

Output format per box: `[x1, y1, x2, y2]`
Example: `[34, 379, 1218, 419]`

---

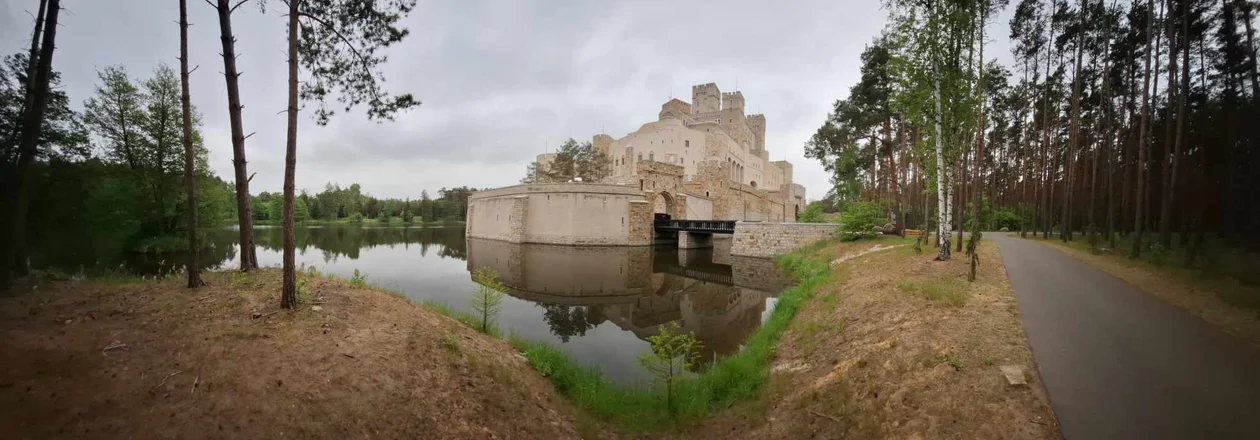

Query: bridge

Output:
[653, 219, 736, 249]
[653, 219, 736, 234]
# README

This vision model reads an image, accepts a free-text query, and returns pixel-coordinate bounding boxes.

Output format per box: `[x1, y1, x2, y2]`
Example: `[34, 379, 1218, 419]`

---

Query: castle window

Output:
[638, 154, 642, 161]
[649, 152, 654, 161]
[685, 140, 689, 147]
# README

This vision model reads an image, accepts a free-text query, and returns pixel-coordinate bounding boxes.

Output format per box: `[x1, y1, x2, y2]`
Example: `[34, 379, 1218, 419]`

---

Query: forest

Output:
[249, 184, 476, 224]
[806, 0, 1259, 268]
[0, 0, 428, 307]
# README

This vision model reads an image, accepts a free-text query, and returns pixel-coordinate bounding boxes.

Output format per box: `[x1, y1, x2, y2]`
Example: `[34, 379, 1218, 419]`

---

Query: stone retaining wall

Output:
[730, 222, 837, 258]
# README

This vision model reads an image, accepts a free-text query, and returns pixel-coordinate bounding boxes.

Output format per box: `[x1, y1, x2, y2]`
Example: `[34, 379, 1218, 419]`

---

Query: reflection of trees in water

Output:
[33, 232, 239, 277]
[541, 304, 603, 342]
[206, 226, 468, 262]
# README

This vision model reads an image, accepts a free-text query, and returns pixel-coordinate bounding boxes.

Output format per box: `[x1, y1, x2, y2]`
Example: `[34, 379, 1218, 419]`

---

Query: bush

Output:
[797, 202, 826, 223]
[837, 201, 884, 240]
[992, 209, 1021, 231]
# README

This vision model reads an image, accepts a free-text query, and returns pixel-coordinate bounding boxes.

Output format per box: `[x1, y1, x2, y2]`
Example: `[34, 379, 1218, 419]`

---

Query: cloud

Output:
[0, 0, 1001, 201]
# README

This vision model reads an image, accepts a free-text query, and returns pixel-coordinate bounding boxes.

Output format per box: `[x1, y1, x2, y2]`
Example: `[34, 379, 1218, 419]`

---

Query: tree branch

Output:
[230, 0, 250, 13]
[292, 11, 383, 101]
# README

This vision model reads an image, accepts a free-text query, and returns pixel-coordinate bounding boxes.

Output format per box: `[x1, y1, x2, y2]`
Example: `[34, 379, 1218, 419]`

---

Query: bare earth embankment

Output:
[0, 270, 580, 439]
[678, 237, 1059, 439]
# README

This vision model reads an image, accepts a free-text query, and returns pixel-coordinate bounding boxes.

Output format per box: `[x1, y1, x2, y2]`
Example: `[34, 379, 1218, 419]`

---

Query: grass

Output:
[792, 318, 845, 357]
[507, 247, 834, 432]
[938, 353, 964, 371]
[897, 277, 969, 307]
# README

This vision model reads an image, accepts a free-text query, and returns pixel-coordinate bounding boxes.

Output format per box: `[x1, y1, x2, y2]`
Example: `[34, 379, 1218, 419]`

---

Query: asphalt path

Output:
[991, 234, 1260, 439]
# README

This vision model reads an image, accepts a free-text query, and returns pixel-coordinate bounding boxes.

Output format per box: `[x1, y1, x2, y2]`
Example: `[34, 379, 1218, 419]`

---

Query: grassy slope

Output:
[677, 237, 1058, 439]
[508, 245, 832, 432]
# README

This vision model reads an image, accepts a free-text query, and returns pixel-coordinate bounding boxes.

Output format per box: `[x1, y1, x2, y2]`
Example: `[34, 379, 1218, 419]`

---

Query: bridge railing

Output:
[653, 219, 737, 233]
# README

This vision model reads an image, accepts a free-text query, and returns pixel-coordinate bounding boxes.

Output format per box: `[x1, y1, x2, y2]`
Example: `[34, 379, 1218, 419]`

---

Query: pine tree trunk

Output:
[5, 0, 48, 279]
[1160, 1, 1190, 250]
[216, 0, 257, 271]
[1238, 0, 1259, 99]
[1064, 0, 1087, 243]
[1132, 0, 1155, 258]
[280, 0, 300, 309]
[179, 0, 203, 288]
[0, 0, 58, 292]
[1158, 0, 1178, 249]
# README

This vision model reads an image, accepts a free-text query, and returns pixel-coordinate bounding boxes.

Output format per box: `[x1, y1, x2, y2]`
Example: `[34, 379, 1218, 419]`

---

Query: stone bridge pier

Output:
[678, 231, 714, 249]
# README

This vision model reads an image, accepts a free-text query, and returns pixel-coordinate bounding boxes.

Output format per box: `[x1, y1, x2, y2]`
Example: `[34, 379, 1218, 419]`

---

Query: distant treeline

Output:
[249, 184, 477, 224]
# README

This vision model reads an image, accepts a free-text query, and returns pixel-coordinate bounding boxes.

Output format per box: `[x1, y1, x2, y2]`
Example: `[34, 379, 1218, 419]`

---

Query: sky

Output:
[0, 0, 1015, 201]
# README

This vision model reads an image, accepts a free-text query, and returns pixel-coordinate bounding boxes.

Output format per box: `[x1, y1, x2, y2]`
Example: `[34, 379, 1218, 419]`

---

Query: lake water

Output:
[40, 226, 791, 384]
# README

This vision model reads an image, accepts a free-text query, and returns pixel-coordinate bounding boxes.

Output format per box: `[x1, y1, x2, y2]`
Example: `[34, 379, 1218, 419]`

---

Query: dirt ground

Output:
[1032, 238, 1260, 348]
[677, 237, 1059, 439]
[0, 269, 582, 439]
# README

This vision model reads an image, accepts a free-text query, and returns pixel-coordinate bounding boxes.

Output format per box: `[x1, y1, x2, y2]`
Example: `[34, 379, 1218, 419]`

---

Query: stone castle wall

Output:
[730, 222, 838, 258]
[467, 183, 652, 246]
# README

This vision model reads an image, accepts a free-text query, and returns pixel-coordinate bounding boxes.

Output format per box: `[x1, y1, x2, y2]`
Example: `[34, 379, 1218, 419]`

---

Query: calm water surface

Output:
[44, 226, 790, 384]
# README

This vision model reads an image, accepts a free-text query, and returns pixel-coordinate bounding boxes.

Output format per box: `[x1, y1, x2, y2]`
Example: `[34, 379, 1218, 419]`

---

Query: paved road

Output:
[991, 234, 1260, 440]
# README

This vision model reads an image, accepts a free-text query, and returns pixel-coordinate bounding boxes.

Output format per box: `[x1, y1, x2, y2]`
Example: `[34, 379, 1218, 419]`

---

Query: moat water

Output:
[34, 225, 790, 384]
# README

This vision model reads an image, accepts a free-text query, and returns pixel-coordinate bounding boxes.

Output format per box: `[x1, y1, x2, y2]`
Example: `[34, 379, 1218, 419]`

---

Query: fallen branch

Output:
[101, 340, 128, 355]
[157, 370, 182, 388]
[191, 375, 199, 394]
[342, 353, 357, 360]
[809, 410, 841, 423]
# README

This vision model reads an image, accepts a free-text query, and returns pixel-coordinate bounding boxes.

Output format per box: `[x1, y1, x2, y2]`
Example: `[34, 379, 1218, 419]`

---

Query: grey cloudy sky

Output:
[1, 0, 1013, 200]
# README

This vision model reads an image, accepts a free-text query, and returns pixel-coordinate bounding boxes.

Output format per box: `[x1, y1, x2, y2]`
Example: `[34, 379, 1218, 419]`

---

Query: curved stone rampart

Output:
[466, 183, 653, 246]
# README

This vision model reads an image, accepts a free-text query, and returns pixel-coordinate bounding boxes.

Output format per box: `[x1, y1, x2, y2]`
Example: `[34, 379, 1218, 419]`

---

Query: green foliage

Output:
[441, 333, 460, 352]
[638, 322, 703, 416]
[992, 209, 1022, 231]
[469, 267, 506, 334]
[1149, 243, 1168, 266]
[293, 0, 421, 125]
[939, 353, 964, 371]
[297, 275, 311, 298]
[349, 268, 367, 287]
[511, 247, 833, 431]
[838, 200, 885, 240]
[797, 201, 827, 223]
[0, 52, 91, 163]
[536, 138, 610, 183]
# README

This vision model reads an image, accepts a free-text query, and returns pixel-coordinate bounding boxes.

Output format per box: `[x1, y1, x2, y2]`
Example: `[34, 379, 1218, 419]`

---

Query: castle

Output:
[538, 82, 806, 222]
[468, 82, 809, 249]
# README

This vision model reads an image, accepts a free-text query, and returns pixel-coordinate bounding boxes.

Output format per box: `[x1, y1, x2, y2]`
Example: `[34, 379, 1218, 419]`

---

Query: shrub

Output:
[638, 322, 703, 416]
[797, 202, 826, 223]
[350, 269, 368, 287]
[992, 209, 1021, 231]
[837, 200, 884, 240]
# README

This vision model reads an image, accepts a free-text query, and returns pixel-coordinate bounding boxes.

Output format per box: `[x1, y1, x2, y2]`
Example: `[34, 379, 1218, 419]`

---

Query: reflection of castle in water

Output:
[466, 238, 790, 361]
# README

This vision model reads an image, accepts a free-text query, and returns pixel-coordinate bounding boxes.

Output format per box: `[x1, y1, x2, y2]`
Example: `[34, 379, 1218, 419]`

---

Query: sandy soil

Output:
[677, 238, 1059, 439]
[0, 269, 582, 439]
